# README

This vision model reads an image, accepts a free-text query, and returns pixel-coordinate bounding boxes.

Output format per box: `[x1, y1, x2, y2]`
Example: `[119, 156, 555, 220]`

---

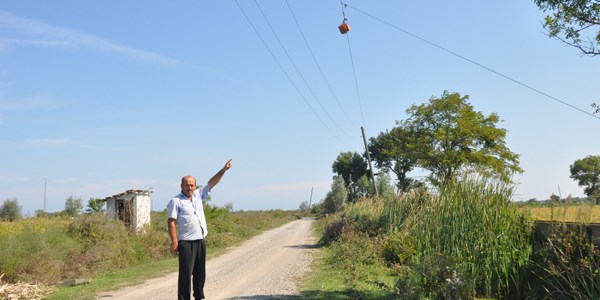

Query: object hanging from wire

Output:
[338, 1, 350, 34]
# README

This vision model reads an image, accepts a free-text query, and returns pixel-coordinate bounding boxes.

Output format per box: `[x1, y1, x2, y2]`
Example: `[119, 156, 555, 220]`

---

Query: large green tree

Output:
[371, 91, 522, 187]
[569, 155, 600, 204]
[0, 198, 22, 221]
[332, 151, 369, 187]
[534, 0, 600, 56]
[369, 126, 422, 192]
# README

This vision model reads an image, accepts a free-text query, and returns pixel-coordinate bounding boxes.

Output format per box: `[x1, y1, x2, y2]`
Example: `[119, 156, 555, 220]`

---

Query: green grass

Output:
[311, 176, 538, 299]
[1, 208, 300, 299]
[297, 217, 398, 299]
[47, 257, 179, 300]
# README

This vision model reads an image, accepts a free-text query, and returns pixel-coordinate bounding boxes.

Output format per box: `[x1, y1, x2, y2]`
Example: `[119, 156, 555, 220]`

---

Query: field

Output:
[524, 204, 600, 223]
[0, 208, 301, 300]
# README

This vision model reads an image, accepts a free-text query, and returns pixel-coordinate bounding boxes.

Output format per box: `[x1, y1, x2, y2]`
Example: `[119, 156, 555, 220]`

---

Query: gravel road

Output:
[97, 217, 316, 300]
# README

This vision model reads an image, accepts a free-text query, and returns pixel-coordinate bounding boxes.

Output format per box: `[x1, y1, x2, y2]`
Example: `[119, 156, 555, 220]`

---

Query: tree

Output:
[332, 152, 369, 187]
[322, 176, 347, 214]
[376, 91, 522, 187]
[354, 174, 371, 199]
[332, 151, 369, 200]
[570, 155, 600, 204]
[549, 193, 561, 204]
[534, 1, 600, 113]
[35, 210, 48, 218]
[85, 198, 105, 213]
[369, 126, 422, 192]
[534, 0, 600, 56]
[299, 200, 310, 212]
[0, 198, 22, 221]
[64, 195, 83, 217]
[375, 172, 397, 198]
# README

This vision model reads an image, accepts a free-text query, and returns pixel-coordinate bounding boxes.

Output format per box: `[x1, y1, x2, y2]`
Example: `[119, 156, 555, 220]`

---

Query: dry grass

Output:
[523, 205, 600, 223]
[0, 274, 53, 300]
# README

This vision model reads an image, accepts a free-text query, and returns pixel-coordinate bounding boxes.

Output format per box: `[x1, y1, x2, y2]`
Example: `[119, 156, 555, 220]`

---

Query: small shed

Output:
[103, 189, 152, 232]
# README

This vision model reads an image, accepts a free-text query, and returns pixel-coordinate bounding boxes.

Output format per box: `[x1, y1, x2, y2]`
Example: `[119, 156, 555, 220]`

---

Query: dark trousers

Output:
[178, 239, 206, 300]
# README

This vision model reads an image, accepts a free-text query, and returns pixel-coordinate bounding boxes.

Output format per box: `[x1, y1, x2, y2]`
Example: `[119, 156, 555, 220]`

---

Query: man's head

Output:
[181, 175, 196, 198]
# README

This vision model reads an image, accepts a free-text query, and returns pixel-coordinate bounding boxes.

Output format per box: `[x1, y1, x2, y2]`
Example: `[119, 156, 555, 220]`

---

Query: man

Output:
[167, 159, 232, 300]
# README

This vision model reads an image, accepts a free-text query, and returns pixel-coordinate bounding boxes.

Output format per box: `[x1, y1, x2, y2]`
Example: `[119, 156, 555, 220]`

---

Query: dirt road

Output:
[97, 218, 316, 299]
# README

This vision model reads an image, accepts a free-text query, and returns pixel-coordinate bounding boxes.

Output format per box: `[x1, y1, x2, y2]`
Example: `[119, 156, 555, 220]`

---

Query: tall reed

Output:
[403, 177, 533, 297]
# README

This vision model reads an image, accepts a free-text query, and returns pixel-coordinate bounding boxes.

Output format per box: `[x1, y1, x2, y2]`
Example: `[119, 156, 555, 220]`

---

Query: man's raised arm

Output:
[208, 159, 232, 189]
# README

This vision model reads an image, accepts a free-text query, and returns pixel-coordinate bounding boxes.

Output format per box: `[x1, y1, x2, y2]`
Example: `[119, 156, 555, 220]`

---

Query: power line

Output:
[344, 3, 600, 121]
[340, 2, 367, 128]
[234, 0, 351, 148]
[284, 0, 359, 128]
[253, 0, 353, 140]
[344, 29, 366, 128]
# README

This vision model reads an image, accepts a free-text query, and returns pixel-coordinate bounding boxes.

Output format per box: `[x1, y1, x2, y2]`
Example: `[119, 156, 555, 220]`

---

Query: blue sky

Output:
[1, 1, 599, 215]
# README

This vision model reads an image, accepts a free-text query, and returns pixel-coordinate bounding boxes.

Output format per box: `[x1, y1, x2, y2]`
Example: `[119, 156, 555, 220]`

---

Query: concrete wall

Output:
[134, 194, 151, 232]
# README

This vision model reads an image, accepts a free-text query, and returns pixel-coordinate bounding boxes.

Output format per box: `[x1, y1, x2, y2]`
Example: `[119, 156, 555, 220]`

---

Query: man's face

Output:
[181, 177, 196, 198]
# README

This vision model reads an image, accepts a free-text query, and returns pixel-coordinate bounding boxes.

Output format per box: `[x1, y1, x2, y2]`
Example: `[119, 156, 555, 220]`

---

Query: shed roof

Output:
[102, 189, 153, 201]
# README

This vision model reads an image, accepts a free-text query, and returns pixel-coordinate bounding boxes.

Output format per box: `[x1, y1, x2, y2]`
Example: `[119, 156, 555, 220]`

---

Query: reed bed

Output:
[384, 177, 533, 298]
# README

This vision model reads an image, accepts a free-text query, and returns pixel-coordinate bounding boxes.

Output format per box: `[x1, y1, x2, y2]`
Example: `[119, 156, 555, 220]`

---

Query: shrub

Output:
[532, 223, 600, 299]
[319, 214, 352, 245]
[381, 230, 415, 265]
[0, 198, 22, 221]
[0, 217, 77, 282]
[329, 227, 383, 284]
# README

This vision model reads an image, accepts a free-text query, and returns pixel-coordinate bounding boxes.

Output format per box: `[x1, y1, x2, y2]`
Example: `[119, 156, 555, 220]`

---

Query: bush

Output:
[0, 198, 22, 221]
[0, 217, 76, 282]
[381, 230, 415, 265]
[531, 223, 600, 299]
[319, 214, 351, 245]
[329, 227, 383, 284]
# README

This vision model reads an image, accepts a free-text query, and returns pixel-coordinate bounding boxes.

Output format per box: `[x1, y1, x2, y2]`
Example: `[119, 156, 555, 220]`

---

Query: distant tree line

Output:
[0, 196, 105, 221]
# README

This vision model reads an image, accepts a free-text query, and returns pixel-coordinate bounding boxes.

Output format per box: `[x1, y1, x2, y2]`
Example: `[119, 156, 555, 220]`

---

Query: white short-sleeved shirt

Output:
[167, 185, 210, 241]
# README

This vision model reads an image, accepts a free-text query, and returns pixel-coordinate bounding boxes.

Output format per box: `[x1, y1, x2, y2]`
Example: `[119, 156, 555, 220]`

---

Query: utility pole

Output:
[308, 187, 313, 215]
[44, 177, 47, 211]
[361, 126, 378, 197]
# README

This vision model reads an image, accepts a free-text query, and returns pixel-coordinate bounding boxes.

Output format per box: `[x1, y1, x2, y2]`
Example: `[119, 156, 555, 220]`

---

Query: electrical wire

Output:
[234, 0, 351, 148]
[344, 3, 600, 121]
[344, 28, 366, 128]
[253, 0, 353, 140]
[340, 2, 367, 128]
[284, 0, 359, 128]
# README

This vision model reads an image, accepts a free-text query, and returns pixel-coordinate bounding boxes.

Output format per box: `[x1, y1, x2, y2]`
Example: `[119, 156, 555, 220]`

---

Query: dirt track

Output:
[96, 218, 316, 299]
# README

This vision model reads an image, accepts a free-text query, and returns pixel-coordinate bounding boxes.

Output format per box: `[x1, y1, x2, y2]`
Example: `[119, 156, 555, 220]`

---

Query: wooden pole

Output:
[308, 187, 313, 213]
[361, 126, 378, 197]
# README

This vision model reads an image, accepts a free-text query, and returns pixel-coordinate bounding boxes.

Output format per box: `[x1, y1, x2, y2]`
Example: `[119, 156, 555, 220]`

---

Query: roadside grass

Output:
[299, 251, 397, 300]
[298, 217, 397, 299]
[47, 257, 178, 300]
[1, 208, 300, 300]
